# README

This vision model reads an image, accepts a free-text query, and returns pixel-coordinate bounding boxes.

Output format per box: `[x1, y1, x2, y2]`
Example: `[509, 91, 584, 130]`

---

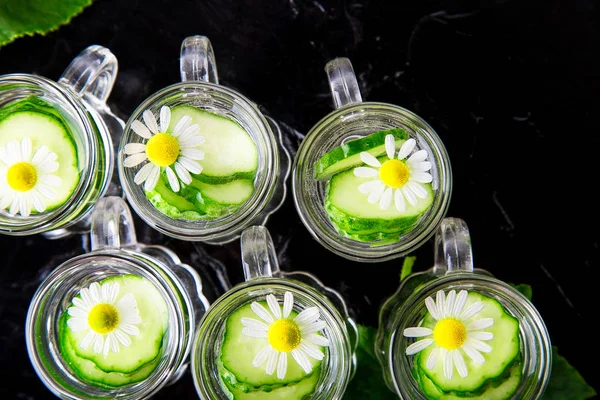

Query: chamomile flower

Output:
[66, 281, 142, 357]
[123, 105, 205, 192]
[403, 290, 494, 379]
[241, 292, 330, 380]
[353, 134, 433, 213]
[0, 137, 62, 217]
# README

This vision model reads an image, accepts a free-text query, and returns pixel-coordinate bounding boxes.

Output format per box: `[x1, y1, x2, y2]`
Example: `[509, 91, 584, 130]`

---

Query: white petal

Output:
[465, 338, 492, 353]
[109, 333, 121, 353]
[402, 186, 418, 206]
[304, 333, 330, 347]
[468, 331, 494, 341]
[9, 195, 21, 215]
[92, 333, 104, 354]
[174, 162, 192, 184]
[144, 166, 160, 192]
[265, 348, 278, 375]
[21, 137, 32, 161]
[252, 346, 272, 367]
[301, 320, 326, 334]
[460, 302, 484, 320]
[368, 183, 385, 204]
[35, 185, 56, 200]
[242, 328, 268, 338]
[131, 120, 152, 139]
[397, 138, 416, 159]
[180, 147, 205, 160]
[425, 297, 440, 320]
[411, 161, 432, 172]
[407, 181, 428, 199]
[354, 167, 378, 178]
[277, 352, 288, 380]
[30, 191, 46, 213]
[115, 292, 136, 309]
[266, 294, 282, 320]
[0, 192, 14, 209]
[41, 174, 61, 187]
[299, 341, 324, 360]
[241, 317, 269, 332]
[179, 135, 206, 148]
[113, 329, 131, 347]
[436, 291, 446, 318]
[165, 166, 180, 192]
[358, 179, 383, 194]
[294, 307, 320, 325]
[134, 162, 154, 184]
[142, 110, 159, 134]
[179, 125, 202, 142]
[443, 349, 454, 380]
[445, 290, 456, 317]
[411, 172, 433, 183]
[379, 187, 393, 210]
[6, 141, 19, 162]
[66, 317, 88, 332]
[426, 347, 440, 370]
[172, 115, 192, 137]
[123, 153, 148, 168]
[291, 349, 312, 374]
[385, 134, 396, 159]
[19, 195, 31, 217]
[462, 343, 485, 364]
[453, 290, 468, 317]
[79, 287, 93, 308]
[37, 161, 59, 174]
[159, 106, 171, 132]
[0, 146, 7, 164]
[283, 292, 293, 318]
[124, 143, 146, 155]
[403, 327, 432, 338]
[100, 282, 113, 303]
[177, 157, 203, 174]
[80, 331, 96, 350]
[453, 350, 468, 378]
[408, 149, 428, 163]
[72, 297, 90, 311]
[406, 339, 433, 355]
[119, 324, 140, 336]
[251, 302, 274, 323]
[394, 188, 406, 213]
[359, 152, 381, 167]
[88, 282, 101, 303]
[102, 334, 112, 357]
[467, 318, 494, 331]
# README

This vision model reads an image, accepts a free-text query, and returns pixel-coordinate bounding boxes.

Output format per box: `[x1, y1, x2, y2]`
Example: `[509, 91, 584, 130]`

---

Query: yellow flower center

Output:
[7, 162, 38, 192]
[145, 133, 180, 167]
[379, 159, 409, 188]
[433, 318, 467, 350]
[88, 304, 119, 334]
[267, 319, 302, 353]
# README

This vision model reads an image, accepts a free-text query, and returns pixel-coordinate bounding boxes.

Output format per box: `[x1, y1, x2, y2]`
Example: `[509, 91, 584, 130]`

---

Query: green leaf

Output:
[400, 255, 416, 282]
[509, 282, 533, 301]
[542, 346, 596, 399]
[343, 324, 398, 400]
[0, 0, 93, 47]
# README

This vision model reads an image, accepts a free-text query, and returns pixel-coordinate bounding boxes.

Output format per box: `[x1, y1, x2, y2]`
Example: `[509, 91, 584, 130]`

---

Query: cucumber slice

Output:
[417, 292, 520, 392]
[190, 178, 254, 205]
[170, 106, 258, 183]
[64, 274, 169, 374]
[220, 302, 323, 387]
[314, 128, 408, 181]
[324, 161, 434, 238]
[0, 98, 79, 210]
[59, 313, 160, 387]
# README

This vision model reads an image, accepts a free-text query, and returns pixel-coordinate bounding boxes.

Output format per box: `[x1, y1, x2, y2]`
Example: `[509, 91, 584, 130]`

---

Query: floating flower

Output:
[123, 105, 205, 192]
[241, 292, 330, 380]
[403, 290, 494, 380]
[0, 137, 62, 217]
[67, 281, 142, 357]
[354, 134, 433, 213]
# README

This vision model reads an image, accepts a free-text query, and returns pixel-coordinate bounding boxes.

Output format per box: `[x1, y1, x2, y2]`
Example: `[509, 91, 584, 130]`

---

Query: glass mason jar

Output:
[375, 217, 552, 399]
[118, 35, 290, 244]
[293, 57, 452, 262]
[0, 45, 123, 238]
[25, 196, 209, 399]
[192, 225, 358, 399]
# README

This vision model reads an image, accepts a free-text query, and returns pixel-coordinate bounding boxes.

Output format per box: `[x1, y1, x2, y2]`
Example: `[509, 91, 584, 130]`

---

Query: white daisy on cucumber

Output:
[241, 291, 330, 380]
[354, 134, 433, 213]
[0, 137, 62, 217]
[403, 289, 494, 380]
[123, 105, 205, 192]
[67, 281, 142, 357]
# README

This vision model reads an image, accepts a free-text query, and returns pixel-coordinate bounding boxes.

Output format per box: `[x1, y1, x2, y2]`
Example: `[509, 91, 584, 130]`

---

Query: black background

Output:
[0, 0, 599, 398]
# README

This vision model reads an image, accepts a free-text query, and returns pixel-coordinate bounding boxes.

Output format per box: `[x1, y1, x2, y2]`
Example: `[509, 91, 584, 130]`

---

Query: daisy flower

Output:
[354, 134, 433, 213]
[241, 292, 330, 380]
[123, 105, 205, 192]
[0, 137, 62, 217]
[67, 281, 142, 357]
[403, 290, 494, 380]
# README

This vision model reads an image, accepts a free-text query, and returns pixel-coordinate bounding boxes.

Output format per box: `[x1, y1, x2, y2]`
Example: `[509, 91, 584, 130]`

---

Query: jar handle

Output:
[180, 35, 219, 84]
[324, 57, 363, 109]
[240, 225, 280, 281]
[90, 196, 137, 251]
[433, 217, 473, 275]
[58, 45, 118, 107]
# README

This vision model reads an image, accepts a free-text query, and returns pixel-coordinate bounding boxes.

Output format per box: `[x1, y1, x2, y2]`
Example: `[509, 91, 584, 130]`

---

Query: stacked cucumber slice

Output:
[218, 303, 323, 399]
[57, 275, 169, 387]
[315, 128, 434, 242]
[412, 292, 522, 399]
[145, 105, 258, 220]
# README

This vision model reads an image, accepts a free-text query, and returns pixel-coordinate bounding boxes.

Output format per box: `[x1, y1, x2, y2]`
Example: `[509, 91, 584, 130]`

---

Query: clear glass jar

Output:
[118, 35, 290, 244]
[375, 217, 552, 399]
[191, 225, 358, 399]
[25, 196, 209, 399]
[292, 57, 452, 262]
[0, 45, 123, 238]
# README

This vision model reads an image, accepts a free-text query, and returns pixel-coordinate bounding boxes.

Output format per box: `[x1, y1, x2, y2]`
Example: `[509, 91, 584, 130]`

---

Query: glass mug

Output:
[375, 217, 552, 399]
[25, 196, 209, 399]
[292, 57, 452, 262]
[0, 44, 123, 238]
[118, 35, 290, 244]
[192, 225, 358, 399]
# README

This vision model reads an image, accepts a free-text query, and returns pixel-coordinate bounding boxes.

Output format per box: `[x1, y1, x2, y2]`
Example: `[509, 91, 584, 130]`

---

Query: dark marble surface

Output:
[1, 0, 599, 398]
